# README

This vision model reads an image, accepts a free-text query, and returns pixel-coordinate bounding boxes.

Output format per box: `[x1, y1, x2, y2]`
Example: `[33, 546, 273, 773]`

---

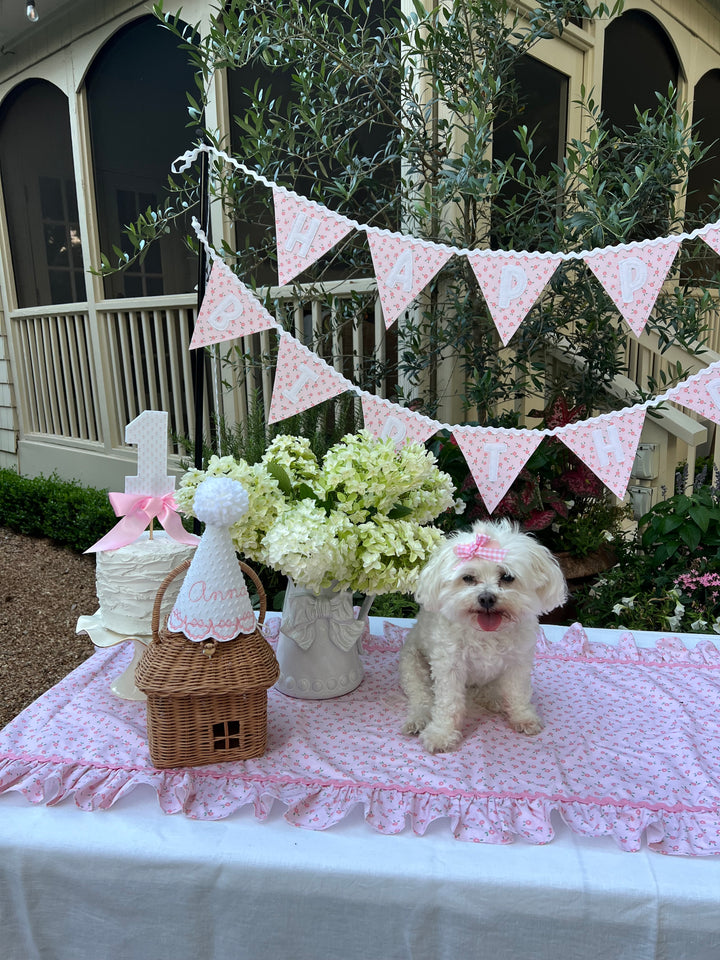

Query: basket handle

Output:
[151, 556, 267, 642]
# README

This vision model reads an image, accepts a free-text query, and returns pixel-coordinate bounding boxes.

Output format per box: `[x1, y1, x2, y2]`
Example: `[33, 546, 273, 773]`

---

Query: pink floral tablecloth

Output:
[2, 621, 720, 856]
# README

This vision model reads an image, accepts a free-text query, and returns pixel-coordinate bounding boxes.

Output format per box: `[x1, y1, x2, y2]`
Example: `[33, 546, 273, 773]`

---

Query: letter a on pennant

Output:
[361, 394, 440, 448]
[367, 232, 453, 329]
[273, 189, 353, 285]
[668, 361, 720, 425]
[452, 427, 543, 514]
[557, 408, 646, 499]
[190, 261, 276, 349]
[268, 333, 351, 423]
[467, 251, 562, 346]
[583, 238, 681, 337]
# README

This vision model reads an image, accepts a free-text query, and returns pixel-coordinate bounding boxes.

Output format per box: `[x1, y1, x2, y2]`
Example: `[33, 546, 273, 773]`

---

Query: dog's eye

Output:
[462, 574, 477, 585]
[500, 572, 515, 584]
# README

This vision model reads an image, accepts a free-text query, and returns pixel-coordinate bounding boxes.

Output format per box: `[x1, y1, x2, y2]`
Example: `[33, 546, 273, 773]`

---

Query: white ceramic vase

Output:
[275, 581, 372, 699]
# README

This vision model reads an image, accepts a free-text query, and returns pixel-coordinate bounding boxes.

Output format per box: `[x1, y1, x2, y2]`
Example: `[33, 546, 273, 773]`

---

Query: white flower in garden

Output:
[691, 619, 708, 632]
[612, 602, 626, 616]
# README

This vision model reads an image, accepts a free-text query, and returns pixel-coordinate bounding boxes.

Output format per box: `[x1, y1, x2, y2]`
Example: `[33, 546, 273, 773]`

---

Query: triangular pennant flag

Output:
[268, 333, 351, 424]
[583, 238, 681, 337]
[467, 251, 562, 345]
[557, 408, 646, 499]
[700, 223, 720, 257]
[367, 232, 453, 329]
[190, 261, 276, 349]
[361, 394, 440, 447]
[274, 189, 354, 285]
[452, 426, 543, 514]
[668, 362, 720, 424]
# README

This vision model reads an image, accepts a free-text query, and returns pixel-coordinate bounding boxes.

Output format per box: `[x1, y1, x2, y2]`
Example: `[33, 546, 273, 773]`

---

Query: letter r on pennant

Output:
[282, 363, 320, 403]
[285, 212, 321, 258]
[591, 426, 625, 468]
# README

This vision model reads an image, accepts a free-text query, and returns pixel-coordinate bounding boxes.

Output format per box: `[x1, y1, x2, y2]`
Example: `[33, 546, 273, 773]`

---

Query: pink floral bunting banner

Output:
[361, 394, 440, 448]
[274, 189, 354, 286]
[268, 333, 352, 424]
[467, 251, 563, 346]
[583, 238, 681, 337]
[700, 225, 720, 258]
[557, 408, 646, 499]
[452, 427, 543, 514]
[668, 362, 720, 424]
[367, 232, 453, 329]
[190, 261, 276, 349]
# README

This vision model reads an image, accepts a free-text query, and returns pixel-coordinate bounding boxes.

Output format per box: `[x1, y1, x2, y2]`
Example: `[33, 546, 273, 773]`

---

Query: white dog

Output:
[399, 519, 567, 753]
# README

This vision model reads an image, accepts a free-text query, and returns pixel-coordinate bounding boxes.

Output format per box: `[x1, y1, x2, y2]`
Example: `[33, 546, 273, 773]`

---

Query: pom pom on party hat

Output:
[166, 476, 257, 641]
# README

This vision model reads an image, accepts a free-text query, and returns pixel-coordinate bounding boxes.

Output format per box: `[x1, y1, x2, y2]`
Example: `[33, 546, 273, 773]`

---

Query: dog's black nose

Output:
[478, 593, 496, 610]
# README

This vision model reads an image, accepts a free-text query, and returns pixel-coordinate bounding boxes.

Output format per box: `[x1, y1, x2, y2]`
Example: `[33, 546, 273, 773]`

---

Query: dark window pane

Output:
[491, 55, 568, 250]
[601, 10, 679, 132]
[0, 79, 86, 307]
[40, 176, 64, 221]
[86, 15, 197, 299]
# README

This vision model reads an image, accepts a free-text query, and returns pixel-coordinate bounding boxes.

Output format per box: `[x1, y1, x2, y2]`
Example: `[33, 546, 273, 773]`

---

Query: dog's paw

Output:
[419, 725, 462, 754]
[401, 711, 430, 736]
[509, 714, 544, 736]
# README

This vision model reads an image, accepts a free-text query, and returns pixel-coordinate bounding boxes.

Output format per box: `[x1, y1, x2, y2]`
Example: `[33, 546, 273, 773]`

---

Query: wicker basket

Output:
[135, 558, 279, 769]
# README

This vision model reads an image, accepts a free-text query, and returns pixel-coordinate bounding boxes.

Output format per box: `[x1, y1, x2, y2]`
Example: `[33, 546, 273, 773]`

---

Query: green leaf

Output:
[265, 461, 292, 497]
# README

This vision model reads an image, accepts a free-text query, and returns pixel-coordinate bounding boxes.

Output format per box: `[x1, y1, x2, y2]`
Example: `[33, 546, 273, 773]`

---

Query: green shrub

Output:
[0, 468, 115, 552]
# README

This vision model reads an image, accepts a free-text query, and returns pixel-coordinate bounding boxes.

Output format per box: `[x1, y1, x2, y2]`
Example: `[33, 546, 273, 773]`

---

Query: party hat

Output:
[166, 476, 257, 641]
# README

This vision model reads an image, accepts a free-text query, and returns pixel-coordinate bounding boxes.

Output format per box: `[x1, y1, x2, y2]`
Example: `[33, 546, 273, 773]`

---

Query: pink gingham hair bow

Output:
[454, 533, 507, 563]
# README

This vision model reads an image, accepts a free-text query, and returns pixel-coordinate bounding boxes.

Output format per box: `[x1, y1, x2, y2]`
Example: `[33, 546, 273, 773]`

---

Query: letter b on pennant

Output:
[206, 294, 244, 332]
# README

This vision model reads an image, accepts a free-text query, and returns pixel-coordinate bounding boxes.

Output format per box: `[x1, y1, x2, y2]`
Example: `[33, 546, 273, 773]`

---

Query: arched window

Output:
[687, 70, 720, 220]
[85, 16, 196, 298]
[0, 79, 85, 308]
[491, 54, 569, 249]
[601, 10, 679, 131]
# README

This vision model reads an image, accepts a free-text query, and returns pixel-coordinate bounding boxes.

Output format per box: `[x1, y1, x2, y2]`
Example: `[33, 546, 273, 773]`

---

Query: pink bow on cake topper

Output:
[84, 492, 200, 554]
[454, 533, 507, 563]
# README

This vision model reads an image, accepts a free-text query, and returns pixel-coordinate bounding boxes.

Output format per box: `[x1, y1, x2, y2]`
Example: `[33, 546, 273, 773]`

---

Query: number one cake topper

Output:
[85, 410, 199, 553]
[124, 410, 176, 498]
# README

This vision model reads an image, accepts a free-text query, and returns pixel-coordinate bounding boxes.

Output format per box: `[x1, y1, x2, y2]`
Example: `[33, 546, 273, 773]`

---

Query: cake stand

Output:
[76, 613, 150, 701]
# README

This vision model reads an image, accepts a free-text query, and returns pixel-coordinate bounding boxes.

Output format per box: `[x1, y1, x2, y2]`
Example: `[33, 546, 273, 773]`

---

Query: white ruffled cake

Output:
[95, 530, 197, 637]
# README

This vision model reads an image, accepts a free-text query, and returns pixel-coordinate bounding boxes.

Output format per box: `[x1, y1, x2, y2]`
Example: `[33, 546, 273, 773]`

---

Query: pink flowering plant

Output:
[576, 466, 720, 633]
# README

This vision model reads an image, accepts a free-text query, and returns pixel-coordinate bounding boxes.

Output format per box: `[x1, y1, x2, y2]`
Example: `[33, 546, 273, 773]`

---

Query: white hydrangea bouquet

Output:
[175, 430, 455, 597]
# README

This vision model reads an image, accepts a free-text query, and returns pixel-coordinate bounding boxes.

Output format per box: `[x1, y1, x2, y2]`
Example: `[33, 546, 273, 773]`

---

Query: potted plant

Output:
[175, 430, 455, 697]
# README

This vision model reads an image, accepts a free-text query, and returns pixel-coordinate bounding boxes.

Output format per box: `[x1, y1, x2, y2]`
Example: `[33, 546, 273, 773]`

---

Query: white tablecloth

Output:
[2, 622, 720, 960]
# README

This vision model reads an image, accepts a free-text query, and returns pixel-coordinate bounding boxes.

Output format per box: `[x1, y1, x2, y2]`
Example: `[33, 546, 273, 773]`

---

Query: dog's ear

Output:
[413, 538, 454, 611]
[525, 540, 568, 614]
